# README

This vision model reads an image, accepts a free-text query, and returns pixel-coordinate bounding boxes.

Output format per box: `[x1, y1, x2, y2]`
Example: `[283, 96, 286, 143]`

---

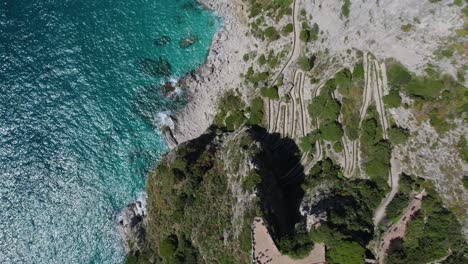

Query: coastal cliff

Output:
[123, 0, 468, 263]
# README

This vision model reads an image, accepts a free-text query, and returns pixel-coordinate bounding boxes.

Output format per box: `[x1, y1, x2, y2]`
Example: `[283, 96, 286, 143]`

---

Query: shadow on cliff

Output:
[248, 125, 305, 240]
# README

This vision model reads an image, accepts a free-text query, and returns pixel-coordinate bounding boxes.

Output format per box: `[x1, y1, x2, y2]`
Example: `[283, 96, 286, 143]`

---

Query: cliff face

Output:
[123, 125, 315, 263]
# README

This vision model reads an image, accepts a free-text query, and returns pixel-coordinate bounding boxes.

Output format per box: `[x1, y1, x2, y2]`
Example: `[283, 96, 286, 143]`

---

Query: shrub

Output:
[278, 231, 314, 259]
[341, 0, 351, 18]
[242, 171, 262, 191]
[264, 26, 280, 42]
[388, 126, 409, 145]
[320, 122, 344, 142]
[159, 235, 178, 258]
[308, 93, 341, 123]
[457, 136, 468, 163]
[383, 90, 402, 108]
[353, 62, 364, 80]
[282, 23, 293, 34]
[387, 62, 412, 89]
[261, 86, 279, 100]
[258, 54, 266, 65]
[327, 241, 366, 264]
[299, 28, 310, 42]
[299, 130, 321, 153]
[333, 141, 343, 152]
[335, 68, 353, 91]
[247, 97, 264, 125]
[242, 53, 249, 62]
[404, 78, 443, 100]
[386, 193, 410, 221]
[401, 24, 412, 32]
[298, 56, 313, 71]
[310, 23, 319, 41]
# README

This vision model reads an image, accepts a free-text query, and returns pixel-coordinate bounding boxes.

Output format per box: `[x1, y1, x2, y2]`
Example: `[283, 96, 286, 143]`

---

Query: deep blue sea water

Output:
[0, 0, 218, 262]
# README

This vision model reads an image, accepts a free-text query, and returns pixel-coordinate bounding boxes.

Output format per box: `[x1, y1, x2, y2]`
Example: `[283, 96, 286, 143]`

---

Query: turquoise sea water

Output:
[0, 0, 218, 262]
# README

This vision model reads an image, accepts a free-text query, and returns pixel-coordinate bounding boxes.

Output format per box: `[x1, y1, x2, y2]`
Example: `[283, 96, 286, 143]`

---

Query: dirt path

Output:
[359, 53, 373, 124]
[267, 0, 300, 134]
[299, 71, 307, 137]
[373, 60, 389, 139]
[270, 0, 302, 85]
[373, 154, 402, 226]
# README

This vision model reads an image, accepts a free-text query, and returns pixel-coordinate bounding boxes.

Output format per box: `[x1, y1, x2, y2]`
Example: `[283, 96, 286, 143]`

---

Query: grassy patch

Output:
[341, 0, 351, 18]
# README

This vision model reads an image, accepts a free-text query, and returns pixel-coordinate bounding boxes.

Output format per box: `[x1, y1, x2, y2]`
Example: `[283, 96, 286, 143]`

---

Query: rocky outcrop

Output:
[117, 195, 147, 255]
[163, 0, 254, 147]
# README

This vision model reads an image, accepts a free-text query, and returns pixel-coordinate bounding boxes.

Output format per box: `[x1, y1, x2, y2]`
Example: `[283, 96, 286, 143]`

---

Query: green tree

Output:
[282, 23, 293, 34]
[388, 126, 409, 145]
[383, 90, 402, 108]
[387, 62, 412, 89]
[320, 122, 344, 141]
[261, 86, 279, 100]
[328, 241, 366, 264]
[159, 234, 179, 258]
[264, 26, 280, 42]
[299, 28, 310, 42]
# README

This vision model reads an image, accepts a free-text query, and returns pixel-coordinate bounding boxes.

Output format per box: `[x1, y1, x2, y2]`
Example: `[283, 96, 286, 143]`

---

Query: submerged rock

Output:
[153, 35, 171, 46]
[182, 2, 198, 11]
[161, 82, 176, 97]
[179, 34, 199, 48]
[138, 57, 172, 77]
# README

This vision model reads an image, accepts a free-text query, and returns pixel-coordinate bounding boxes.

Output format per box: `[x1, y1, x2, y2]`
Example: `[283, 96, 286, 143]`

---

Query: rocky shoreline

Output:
[118, 0, 251, 253]
[162, 0, 251, 148]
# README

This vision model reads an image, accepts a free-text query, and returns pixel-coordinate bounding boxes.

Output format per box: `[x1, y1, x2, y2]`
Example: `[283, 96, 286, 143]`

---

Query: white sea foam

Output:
[155, 111, 175, 130]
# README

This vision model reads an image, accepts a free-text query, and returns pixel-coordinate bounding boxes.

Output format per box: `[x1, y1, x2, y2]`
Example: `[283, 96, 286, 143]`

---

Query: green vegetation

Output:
[298, 56, 314, 71]
[386, 59, 467, 134]
[334, 68, 353, 90]
[299, 130, 320, 153]
[264, 26, 280, 42]
[309, 93, 340, 124]
[385, 193, 410, 222]
[247, 97, 265, 126]
[328, 241, 366, 264]
[383, 90, 402, 108]
[215, 92, 265, 130]
[300, 22, 319, 42]
[333, 141, 343, 152]
[321, 122, 344, 141]
[386, 61, 412, 89]
[159, 235, 178, 258]
[401, 24, 412, 32]
[360, 107, 391, 189]
[278, 228, 314, 259]
[248, 0, 293, 20]
[141, 128, 260, 263]
[457, 135, 468, 163]
[282, 23, 294, 34]
[336, 64, 365, 140]
[261, 86, 280, 100]
[453, 0, 463, 6]
[304, 159, 386, 264]
[388, 126, 410, 145]
[214, 91, 247, 130]
[246, 67, 270, 87]
[341, 0, 351, 18]
[242, 170, 262, 191]
[386, 176, 465, 264]
[463, 176, 468, 190]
